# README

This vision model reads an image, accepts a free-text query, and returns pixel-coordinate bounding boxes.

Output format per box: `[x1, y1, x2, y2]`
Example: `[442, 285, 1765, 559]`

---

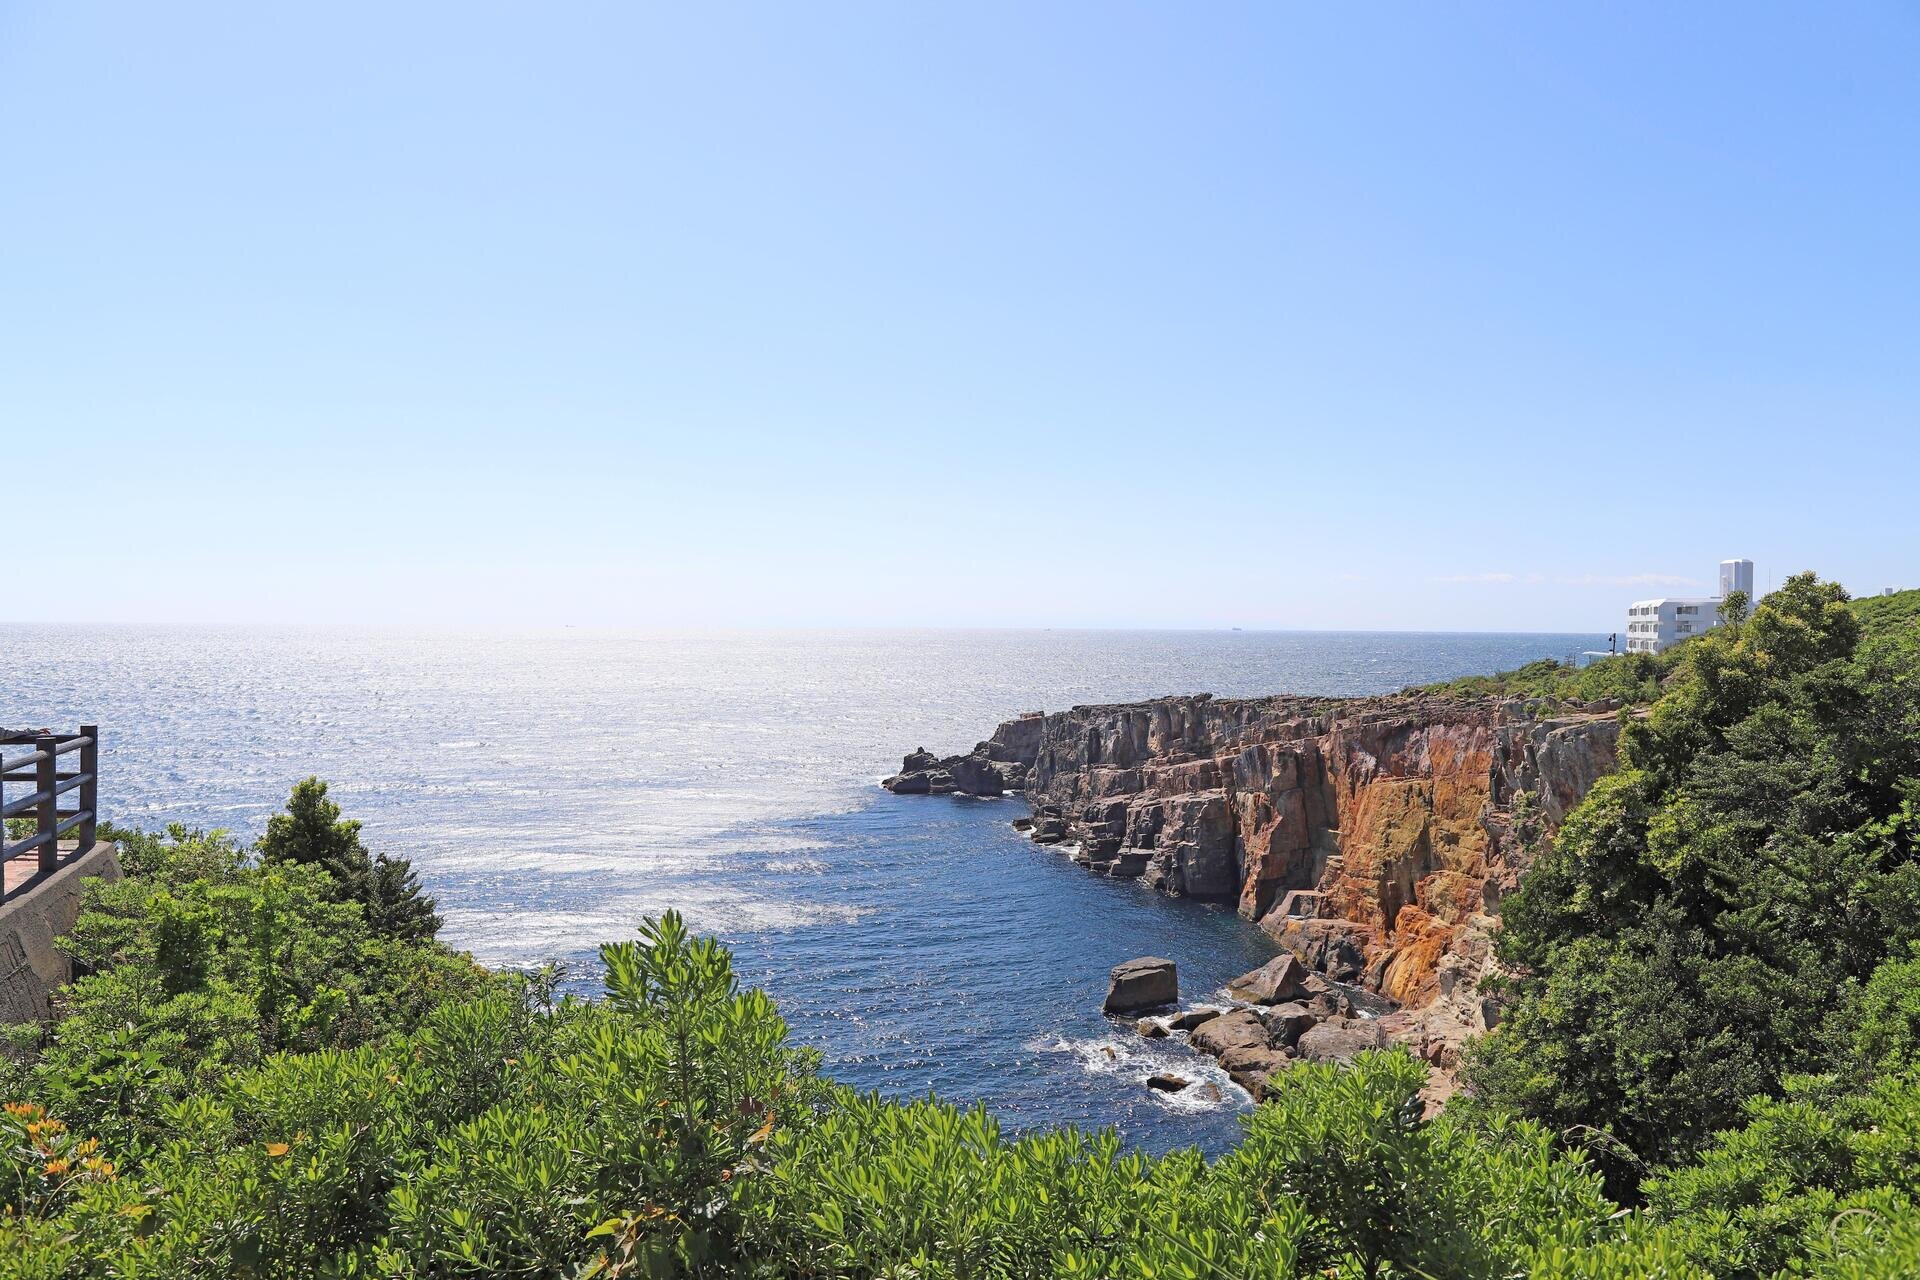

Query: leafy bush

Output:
[0, 899, 1695, 1278]
[1418, 650, 1678, 707]
[1, 799, 499, 1164]
[1645, 1068, 1920, 1279]
[1466, 573, 1920, 1194]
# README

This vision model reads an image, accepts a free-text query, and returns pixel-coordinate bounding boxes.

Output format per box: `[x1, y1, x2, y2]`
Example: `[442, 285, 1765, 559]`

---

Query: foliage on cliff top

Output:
[1417, 582, 1919, 710]
[258, 776, 443, 942]
[1462, 572, 1920, 1251]
[1851, 585, 1920, 635]
[1414, 649, 1680, 707]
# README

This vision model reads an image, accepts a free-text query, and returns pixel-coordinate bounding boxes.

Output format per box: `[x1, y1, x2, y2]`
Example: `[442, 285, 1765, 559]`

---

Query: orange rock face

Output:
[1015, 693, 1621, 1012]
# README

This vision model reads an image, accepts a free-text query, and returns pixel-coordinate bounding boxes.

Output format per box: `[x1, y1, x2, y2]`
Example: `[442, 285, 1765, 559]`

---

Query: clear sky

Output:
[3, 3, 1915, 630]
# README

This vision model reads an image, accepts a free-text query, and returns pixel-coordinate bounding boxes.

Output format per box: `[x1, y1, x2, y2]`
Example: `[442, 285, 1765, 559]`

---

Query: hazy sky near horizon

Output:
[4, 3, 1916, 630]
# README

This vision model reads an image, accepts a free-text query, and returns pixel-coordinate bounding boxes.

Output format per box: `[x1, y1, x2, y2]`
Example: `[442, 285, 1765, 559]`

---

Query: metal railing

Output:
[0, 726, 99, 902]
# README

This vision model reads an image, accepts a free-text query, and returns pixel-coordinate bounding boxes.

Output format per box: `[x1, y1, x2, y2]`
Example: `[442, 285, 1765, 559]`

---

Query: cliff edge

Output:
[886, 692, 1621, 1084]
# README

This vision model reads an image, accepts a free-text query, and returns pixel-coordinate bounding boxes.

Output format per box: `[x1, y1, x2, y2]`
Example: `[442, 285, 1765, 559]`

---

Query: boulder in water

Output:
[1188, 1009, 1267, 1059]
[1104, 957, 1177, 1014]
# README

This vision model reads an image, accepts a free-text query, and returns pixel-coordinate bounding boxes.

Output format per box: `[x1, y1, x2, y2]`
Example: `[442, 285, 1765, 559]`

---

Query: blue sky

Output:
[3, 3, 1915, 629]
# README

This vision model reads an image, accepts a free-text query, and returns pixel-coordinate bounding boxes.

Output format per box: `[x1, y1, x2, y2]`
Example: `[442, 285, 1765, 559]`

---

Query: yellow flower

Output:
[42, 1159, 69, 1176]
[265, 1142, 291, 1157]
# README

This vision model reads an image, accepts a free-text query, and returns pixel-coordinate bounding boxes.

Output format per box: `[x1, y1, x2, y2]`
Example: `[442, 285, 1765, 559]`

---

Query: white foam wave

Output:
[1025, 1032, 1251, 1112]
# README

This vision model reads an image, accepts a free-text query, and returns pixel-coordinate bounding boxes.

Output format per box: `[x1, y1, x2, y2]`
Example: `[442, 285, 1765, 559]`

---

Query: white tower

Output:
[1720, 558, 1754, 599]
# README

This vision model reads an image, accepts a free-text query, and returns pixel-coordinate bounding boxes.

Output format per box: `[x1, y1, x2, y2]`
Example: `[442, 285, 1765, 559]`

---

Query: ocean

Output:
[3, 625, 1604, 1153]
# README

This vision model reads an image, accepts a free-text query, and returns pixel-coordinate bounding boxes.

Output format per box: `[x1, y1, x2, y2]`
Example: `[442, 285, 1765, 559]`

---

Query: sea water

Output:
[2, 625, 1604, 1153]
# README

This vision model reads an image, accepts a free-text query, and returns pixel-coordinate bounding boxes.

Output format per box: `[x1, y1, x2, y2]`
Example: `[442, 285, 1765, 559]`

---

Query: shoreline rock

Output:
[1226, 953, 1307, 1005]
[881, 715, 1046, 798]
[1103, 957, 1177, 1014]
[1167, 1006, 1223, 1032]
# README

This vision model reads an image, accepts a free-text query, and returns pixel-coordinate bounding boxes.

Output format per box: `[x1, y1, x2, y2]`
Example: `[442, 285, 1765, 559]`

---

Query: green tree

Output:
[1466, 573, 1920, 1189]
[1645, 1067, 1920, 1279]
[257, 777, 441, 942]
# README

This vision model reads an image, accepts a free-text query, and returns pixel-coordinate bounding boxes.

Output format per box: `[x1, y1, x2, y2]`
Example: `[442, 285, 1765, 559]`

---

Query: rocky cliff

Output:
[886, 692, 1621, 1082]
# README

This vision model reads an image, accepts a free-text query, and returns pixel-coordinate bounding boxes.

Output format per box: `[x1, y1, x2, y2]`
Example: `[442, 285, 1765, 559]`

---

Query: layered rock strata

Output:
[886, 691, 1622, 1083]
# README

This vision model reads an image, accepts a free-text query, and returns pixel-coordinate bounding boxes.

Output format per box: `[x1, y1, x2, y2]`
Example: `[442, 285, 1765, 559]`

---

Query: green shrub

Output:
[0, 906, 1696, 1278]
[1465, 574, 1920, 1190]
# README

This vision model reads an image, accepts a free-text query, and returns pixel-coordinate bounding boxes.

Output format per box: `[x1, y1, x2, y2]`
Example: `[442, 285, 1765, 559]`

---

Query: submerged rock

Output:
[1145, 1072, 1190, 1093]
[1103, 957, 1177, 1014]
[1136, 1017, 1169, 1039]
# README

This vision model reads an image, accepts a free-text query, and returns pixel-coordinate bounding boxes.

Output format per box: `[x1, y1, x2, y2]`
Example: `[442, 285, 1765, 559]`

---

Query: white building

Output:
[1624, 559, 1752, 655]
[1720, 558, 1754, 599]
[1624, 598, 1719, 654]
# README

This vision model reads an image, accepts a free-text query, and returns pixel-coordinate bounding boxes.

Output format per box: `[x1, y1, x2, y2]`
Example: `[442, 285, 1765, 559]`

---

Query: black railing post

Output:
[78, 725, 98, 852]
[34, 734, 57, 874]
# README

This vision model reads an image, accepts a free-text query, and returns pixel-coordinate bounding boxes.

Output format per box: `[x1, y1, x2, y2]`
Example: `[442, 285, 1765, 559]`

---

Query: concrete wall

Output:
[0, 844, 122, 1023]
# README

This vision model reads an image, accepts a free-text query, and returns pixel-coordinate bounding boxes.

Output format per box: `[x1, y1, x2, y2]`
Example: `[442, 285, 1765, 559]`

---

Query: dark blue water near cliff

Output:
[3, 626, 1604, 1153]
